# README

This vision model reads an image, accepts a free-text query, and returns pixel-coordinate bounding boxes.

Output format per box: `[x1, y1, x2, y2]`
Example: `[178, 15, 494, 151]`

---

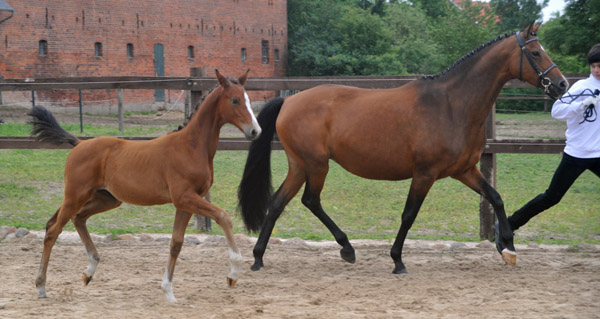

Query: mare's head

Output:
[214, 69, 261, 140]
[509, 22, 568, 98]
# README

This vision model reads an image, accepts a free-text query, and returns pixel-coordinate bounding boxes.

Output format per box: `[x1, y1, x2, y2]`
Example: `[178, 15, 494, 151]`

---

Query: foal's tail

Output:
[28, 106, 79, 146]
[237, 97, 285, 232]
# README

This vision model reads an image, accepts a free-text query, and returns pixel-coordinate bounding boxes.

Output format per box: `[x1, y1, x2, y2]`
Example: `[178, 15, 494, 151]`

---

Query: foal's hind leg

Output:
[302, 167, 355, 264]
[72, 190, 122, 286]
[161, 209, 192, 303]
[36, 195, 91, 298]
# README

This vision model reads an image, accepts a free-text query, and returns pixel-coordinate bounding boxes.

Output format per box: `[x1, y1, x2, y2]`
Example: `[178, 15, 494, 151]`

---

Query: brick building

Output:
[0, 0, 287, 111]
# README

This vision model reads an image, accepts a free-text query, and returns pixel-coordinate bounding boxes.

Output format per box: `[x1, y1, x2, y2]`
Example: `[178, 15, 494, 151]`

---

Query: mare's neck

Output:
[440, 39, 514, 124]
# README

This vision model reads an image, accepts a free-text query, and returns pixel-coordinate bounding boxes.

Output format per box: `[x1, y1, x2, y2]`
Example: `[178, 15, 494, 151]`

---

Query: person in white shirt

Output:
[498, 43, 600, 247]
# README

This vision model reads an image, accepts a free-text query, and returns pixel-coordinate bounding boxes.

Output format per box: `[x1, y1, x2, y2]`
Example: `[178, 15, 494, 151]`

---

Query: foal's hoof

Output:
[501, 249, 517, 266]
[340, 247, 356, 264]
[82, 273, 93, 286]
[227, 277, 237, 288]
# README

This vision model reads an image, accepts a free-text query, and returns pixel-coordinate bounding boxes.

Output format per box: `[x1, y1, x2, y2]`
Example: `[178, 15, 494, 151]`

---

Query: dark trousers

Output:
[508, 153, 600, 231]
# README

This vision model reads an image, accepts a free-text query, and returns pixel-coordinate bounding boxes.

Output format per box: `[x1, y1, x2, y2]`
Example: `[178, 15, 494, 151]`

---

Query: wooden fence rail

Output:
[0, 70, 584, 238]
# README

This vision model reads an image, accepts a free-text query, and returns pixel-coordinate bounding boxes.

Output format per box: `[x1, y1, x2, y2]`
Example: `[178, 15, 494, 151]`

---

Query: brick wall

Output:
[0, 0, 287, 111]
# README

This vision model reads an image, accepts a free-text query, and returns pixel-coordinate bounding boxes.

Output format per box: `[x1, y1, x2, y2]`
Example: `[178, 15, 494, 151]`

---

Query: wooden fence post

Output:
[479, 104, 497, 240]
[190, 67, 212, 232]
[117, 89, 124, 131]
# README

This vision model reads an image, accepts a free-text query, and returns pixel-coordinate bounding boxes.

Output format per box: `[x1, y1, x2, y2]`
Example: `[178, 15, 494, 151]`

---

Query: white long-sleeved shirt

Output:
[551, 74, 600, 158]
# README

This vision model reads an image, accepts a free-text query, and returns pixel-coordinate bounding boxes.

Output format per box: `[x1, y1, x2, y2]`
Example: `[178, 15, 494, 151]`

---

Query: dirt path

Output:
[1, 234, 598, 319]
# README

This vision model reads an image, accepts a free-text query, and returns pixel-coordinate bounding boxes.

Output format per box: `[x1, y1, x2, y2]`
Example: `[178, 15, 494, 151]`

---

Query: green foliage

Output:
[541, 0, 600, 62]
[490, 0, 547, 33]
[287, 0, 583, 79]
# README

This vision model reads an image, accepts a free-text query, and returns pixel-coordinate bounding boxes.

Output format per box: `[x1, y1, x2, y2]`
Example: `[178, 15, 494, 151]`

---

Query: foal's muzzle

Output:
[243, 125, 261, 141]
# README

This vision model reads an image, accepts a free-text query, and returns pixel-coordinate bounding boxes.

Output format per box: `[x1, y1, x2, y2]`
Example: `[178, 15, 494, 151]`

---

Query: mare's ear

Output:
[525, 21, 539, 37]
[216, 69, 231, 88]
[238, 69, 250, 86]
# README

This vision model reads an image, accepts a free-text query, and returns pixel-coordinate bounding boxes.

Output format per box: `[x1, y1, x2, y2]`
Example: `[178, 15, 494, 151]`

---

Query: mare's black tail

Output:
[237, 97, 285, 232]
[28, 106, 79, 146]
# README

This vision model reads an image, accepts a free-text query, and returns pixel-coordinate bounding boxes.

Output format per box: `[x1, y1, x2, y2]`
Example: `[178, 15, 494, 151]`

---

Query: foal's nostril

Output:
[251, 129, 257, 137]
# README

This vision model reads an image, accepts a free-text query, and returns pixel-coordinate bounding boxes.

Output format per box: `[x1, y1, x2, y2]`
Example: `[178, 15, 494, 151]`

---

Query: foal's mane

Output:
[422, 32, 513, 80]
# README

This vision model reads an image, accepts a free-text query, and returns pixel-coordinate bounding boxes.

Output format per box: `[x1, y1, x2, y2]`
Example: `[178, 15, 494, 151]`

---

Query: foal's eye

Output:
[231, 98, 240, 106]
[532, 51, 540, 57]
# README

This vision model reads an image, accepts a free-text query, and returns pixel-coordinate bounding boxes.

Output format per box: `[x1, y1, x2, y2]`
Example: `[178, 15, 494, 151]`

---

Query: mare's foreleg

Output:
[73, 190, 122, 286]
[161, 210, 192, 303]
[455, 167, 516, 266]
[301, 179, 355, 264]
[390, 175, 435, 274]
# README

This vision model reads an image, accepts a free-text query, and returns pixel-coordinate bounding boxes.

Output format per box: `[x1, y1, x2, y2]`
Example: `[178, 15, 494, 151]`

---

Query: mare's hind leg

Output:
[454, 167, 516, 266]
[252, 160, 305, 271]
[390, 175, 436, 274]
[72, 190, 122, 286]
[301, 165, 355, 264]
[36, 194, 91, 298]
[161, 209, 192, 303]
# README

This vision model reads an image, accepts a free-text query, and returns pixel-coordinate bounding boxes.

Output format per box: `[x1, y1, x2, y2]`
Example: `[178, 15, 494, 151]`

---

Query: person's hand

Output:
[580, 96, 599, 110]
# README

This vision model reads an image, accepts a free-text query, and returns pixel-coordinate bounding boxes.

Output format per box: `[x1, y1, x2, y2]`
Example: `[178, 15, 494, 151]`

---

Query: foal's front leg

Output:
[172, 193, 242, 294]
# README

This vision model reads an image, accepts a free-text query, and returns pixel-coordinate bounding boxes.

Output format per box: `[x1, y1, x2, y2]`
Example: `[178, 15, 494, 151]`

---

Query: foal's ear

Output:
[238, 69, 250, 86]
[215, 69, 231, 88]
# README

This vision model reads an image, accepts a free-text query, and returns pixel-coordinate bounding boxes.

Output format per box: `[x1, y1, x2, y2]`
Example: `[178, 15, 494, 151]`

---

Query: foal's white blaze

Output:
[244, 91, 262, 138]
[161, 267, 177, 303]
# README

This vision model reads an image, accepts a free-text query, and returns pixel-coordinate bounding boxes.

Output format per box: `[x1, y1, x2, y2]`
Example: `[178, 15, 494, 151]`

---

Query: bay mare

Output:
[238, 23, 568, 274]
[30, 70, 261, 302]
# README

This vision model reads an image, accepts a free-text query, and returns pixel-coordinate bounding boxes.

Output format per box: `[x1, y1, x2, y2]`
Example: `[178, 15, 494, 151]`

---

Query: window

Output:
[39, 40, 48, 56]
[126, 43, 134, 57]
[188, 45, 194, 59]
[274, 49, 280, 62]
[261, 40, 269, 64]
[94, 42, 103, 57]
[241, 48, 246, 62]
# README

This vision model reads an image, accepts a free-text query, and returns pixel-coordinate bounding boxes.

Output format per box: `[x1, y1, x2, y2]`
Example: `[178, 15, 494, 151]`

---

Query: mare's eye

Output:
[232, 98, 239, 105]
[532, 51, 540, 57]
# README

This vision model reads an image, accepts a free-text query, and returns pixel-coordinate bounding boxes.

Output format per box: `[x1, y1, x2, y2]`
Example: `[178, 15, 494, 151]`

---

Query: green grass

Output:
[1, 147, 598, 245]
[0, 119, 178, 137]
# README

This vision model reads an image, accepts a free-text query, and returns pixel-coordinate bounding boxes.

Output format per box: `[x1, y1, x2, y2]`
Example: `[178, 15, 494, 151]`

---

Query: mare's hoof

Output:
[340, 247, 356, 264]
[82, 273, 92, 286]
[250, 261, 264, 271]
[393, 268, 408, 274]
[227, 277, 237, 288]
[501, 249, 517, 266]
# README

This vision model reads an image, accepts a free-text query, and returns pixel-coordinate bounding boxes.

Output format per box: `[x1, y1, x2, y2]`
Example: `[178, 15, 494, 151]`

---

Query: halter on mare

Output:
[517, 31, 557, 93]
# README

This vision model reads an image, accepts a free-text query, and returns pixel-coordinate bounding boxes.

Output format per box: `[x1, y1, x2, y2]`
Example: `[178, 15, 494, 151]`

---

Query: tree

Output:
[540, 0, 600, 66]
[428, 2, 498, 70]
[490, 0, 548, 33]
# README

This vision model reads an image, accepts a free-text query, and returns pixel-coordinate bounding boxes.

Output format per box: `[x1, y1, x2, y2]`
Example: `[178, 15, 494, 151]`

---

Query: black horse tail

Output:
[28, 106, 79, 146]
[237, 97, 285, 232]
